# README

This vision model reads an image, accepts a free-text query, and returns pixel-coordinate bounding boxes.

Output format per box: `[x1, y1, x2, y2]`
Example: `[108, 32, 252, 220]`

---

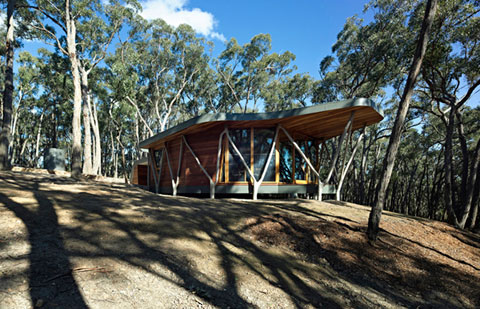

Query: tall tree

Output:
[0, 0, 16, 170]
[216, 34, 296, 112]
[26, 0, 84, 176]
[414, 0, 480, 228]
[367, 0, 438, 242]
[76, 0, 137, 175]
[26, 0, 130, 176]
[108, 19, 210, 136]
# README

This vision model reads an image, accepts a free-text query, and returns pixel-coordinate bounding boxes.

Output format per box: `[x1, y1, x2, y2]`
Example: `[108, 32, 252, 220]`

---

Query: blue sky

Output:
[137, 0, 374, 78]
[16, 0, 479, 106]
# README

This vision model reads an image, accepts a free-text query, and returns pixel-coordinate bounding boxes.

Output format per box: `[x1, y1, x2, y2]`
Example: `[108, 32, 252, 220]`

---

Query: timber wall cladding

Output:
[137, 165, 148, 186]
[158, 124, 225, 187]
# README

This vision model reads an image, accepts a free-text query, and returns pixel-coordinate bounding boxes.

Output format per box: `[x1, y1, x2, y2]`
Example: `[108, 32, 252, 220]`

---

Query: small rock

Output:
[35, 299, 44, 307]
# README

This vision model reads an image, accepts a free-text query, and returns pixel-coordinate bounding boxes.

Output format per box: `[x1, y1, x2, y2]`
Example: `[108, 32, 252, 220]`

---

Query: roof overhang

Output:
[140, 98, 383, 149]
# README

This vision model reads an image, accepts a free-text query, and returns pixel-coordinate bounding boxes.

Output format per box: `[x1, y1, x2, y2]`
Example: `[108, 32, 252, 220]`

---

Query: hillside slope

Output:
[0, 171, 479, 308]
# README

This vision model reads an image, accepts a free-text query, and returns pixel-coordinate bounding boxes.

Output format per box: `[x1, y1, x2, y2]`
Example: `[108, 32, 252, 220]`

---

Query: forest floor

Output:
[0, 171, 479, 309]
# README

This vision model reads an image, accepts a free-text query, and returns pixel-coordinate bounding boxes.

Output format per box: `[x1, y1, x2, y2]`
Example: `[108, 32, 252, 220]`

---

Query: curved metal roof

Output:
[140, 97, 383, 149]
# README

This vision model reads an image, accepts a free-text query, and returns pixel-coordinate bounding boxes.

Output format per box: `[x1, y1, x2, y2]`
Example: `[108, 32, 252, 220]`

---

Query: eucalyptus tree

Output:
[182, 63, 220, 114]
[24, 0, 81, 176]
[24, 0, 130, 176]
[262, 73, 314, 112]
[414, 0, 480, 229]
[313, 3, 415, 104]
[11, 50, 41, 166]
[11, 49, 72, 167]
[108, 19, 210, 138]
[75, 0, 139, 175]
[367, 0, 437, 242]
[216, 34, 297, 112]
[0, 0, 16, 170]
[312, 2, 417, 208]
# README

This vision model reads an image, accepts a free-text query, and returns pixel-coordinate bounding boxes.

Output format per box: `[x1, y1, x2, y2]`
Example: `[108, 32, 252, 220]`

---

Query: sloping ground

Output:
[0, 171, 478, 308]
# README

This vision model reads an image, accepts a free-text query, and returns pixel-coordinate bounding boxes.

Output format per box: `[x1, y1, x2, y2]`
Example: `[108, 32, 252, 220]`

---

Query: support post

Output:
[279, 126, 319, 178]
[156, 149, 164, 194]
[318, 111, 355, 200]
[176, 139, 184, 192]
[165, 143, 178, 196]
[147, 158, 150, 189]
[213, 129, 228, 198]
[325, 111, 355, 184]
[226, 130, 258, 199]
[336, 126, 365, 201]
[182, 135, 216, 198]
[215, 129, 228, 184]
[253, 126, 280, 200]
[279, 125, 322, 200]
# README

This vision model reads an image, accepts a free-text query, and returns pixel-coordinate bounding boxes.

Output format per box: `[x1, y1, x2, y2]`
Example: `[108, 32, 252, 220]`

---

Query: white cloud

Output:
[140, 0, 225, 41]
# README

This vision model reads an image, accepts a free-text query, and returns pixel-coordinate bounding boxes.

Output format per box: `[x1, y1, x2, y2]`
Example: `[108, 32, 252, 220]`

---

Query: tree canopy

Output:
[1, 0, 479, 233]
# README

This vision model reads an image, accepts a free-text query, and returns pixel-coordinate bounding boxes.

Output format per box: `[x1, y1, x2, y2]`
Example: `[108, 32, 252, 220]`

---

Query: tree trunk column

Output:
[367, 0, 438, 242]
[66, 12, 83, 178]
[0, 0, 16, 170]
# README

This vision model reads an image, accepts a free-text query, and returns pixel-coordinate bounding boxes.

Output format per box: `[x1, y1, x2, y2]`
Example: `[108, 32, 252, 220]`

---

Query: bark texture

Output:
[0, 0, 16, 170]
[66, 2, 83, 178]
[367, 0, 438, 242]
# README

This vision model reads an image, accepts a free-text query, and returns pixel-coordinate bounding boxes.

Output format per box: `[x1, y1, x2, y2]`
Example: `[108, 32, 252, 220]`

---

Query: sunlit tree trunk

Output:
[81, 69, 93, 175]
[34, 112, 45, 167]
[91, 100, 101, 175]
[65, 1, 83, 177]
[367, 0, 438, 242]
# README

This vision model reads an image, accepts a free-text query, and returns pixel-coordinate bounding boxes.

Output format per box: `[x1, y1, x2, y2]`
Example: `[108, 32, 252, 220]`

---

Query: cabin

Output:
[134, 98, 383, 200]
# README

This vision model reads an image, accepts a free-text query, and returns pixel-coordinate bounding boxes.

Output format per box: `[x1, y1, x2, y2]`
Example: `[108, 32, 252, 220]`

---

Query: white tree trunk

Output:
[34, 112, 45, 167]
[66, 4, 83, 177]
[81, 69, 93, 174]
[90, 97, 101, 175]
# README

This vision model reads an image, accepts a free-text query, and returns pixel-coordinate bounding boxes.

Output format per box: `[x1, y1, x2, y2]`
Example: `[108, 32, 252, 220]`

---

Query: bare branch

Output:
[30, 23, 68, 55]
[126, 96, 154, 136]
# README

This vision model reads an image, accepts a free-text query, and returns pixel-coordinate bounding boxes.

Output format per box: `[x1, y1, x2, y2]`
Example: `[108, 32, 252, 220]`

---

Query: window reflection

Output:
[254, 129, 276, 181]
[295, 141, 307, 181]
[224, 128, 316, 184]
[228, 129, 250, 182]
[280, 141, 293, 183]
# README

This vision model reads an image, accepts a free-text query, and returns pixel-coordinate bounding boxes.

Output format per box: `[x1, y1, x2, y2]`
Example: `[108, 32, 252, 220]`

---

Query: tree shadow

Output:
[248, 209, 480, 308]
[0, 179, 88, 308]
[450, 230, 480, 251]
[57, 190, 344, 308]
[2, 171, 479, 308]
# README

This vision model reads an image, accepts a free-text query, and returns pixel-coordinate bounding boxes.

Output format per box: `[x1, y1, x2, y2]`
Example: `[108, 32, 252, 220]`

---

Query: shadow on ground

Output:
[0, 171, 479, 308]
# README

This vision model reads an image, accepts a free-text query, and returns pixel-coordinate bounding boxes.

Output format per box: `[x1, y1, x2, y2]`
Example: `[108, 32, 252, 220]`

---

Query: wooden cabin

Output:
[136, 98, 383, 200]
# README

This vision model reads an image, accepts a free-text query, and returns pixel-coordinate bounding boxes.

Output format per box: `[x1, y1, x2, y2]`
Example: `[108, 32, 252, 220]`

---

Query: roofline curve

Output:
[140, 97, 383, 148]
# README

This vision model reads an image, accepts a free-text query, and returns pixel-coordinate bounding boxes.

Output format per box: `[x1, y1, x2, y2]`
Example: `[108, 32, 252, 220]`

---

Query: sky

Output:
[136, 0, 374, 79]
[16, 0, 479, 107]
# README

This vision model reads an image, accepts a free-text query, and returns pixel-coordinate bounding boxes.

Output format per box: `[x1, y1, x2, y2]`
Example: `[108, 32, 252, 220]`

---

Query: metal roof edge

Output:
[139, 97, 383, 148]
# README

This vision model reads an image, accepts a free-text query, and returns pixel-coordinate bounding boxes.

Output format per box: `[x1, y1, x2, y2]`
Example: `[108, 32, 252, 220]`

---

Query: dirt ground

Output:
[0, 171, 479, 309]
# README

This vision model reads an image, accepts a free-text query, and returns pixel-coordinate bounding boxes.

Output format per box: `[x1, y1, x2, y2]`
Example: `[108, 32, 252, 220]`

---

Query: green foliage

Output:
[6, 0, 479, 229]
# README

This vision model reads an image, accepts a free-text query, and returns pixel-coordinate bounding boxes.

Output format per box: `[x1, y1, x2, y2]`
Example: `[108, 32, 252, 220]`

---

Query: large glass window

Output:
[228, 129, 251, 182]
[224, 128, 315, 184]
[295, 141, 307, 181]
[253, 129, 276, 181]
[279, 141, 293, 183]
